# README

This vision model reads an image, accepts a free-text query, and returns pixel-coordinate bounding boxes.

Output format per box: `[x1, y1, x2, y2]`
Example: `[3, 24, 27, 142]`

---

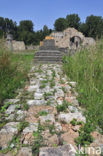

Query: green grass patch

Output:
[63, 39, 103, 132]
[32, 121, 44, 156]
[0, 46, 34, 108]
[56, 100, 71, 113]
[38, 111, 48, 116]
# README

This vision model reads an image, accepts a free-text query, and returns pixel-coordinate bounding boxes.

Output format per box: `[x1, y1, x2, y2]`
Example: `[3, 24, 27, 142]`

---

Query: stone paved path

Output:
[0, 64, 86, 156]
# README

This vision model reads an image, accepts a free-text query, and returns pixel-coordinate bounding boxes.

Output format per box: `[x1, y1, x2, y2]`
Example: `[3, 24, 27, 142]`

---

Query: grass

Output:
[0, 41, 34, 107]
[63, 39, 103, 133]
[0, 102, 11, 113]
[40, 80, 48, 89]
[70, 119, 83, 126]
[32, 121, 44, 156]
[17, 121, 29, 133]
[56, 100, 71, 113]
[43, 92, 53, 100]
[75, 119, 94, 146]
[38, 111, 48, 116]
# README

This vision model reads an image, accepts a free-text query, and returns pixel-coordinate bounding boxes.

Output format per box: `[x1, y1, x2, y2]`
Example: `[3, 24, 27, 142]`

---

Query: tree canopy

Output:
[85, 15, 103, 39]
[54, 18, 67, 31]
[66, 14, 80, 30]
[19, 20, 34, 32]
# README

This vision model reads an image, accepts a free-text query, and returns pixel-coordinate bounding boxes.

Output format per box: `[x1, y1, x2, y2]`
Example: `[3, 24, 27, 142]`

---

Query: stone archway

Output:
[70, 36, 82, 49]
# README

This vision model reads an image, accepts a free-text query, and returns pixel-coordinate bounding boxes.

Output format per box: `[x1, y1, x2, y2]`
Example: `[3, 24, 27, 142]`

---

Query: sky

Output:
[0, 0, 103, 31]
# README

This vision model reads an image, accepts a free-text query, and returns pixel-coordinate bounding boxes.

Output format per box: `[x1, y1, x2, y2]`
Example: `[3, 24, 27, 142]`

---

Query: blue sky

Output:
[0, 0, 103, 31]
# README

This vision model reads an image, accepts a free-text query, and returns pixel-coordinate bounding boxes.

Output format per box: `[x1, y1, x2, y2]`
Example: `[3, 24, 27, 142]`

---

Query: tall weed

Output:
[63, 40, 103, 131]
[0, 41, 34, 107]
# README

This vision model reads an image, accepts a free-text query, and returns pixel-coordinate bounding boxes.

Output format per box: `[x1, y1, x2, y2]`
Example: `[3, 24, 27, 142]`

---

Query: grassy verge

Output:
[0, 44, 34, 107]
[63, 40, 103, 132]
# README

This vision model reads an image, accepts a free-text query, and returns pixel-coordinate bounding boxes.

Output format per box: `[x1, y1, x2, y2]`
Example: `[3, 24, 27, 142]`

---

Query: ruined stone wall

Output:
[26, 45, 39, 51]
[12, 40, 26, 51]
[82, 37, 96, 47]
[50, 27, 95, 49]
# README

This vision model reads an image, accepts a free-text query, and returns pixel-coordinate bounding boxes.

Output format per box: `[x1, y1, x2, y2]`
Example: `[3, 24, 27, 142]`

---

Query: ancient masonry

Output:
[34, 27, 96, 63]
[50, 27, 96, 49]
[0, 64, 102, 156]
[34, 39, 63, 63]
[6, 34, 26, 51]
[6, 27, 95, 51]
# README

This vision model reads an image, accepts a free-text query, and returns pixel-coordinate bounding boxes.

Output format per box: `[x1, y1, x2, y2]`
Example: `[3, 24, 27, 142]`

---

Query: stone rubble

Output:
[0, 122, 19, 149]
[58, 112, 86, 124]
[0, 64, 90, 156]
[39, 144, 76, 156]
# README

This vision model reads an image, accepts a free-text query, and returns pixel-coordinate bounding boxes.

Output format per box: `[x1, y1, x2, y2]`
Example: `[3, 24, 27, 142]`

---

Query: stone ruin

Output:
[6, 34, 26, 51]
[12, 40, 26, 51]
[6, 34, 38, 51]
[35, 27, 96, 63]
[34, 38, 63, 63]
[50, 27, 96, 50]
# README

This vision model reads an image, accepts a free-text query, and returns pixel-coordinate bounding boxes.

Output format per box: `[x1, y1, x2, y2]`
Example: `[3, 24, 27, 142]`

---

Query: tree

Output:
[19, 20, 34, 32]
[0, 17, 5, 31]
[17, 20, 34, 45]
[79, 23, 88, 37]
[66, 14, 80, 30]
[0, 17, 5, 38]
[17, 30, 35, 45]
[0, 17, 17, 38]
[43, 25, 49, 36]
[42, 25, 52, 38]
[54, 18, 67, 31]
[85, 15, 103, 39]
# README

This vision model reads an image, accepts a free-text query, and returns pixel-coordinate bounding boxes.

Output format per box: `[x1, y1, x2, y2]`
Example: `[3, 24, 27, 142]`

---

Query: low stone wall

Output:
[26, 45, 39, 51]
[12, 40, 26, 51]
[83, 37, 96, 47]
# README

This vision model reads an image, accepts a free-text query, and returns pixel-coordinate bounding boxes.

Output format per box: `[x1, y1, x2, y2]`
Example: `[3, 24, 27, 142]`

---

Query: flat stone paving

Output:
[0, 64, 87, 156]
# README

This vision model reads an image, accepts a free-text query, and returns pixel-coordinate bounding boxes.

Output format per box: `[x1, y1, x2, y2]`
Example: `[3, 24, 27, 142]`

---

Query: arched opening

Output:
[70, 36, 82, 48]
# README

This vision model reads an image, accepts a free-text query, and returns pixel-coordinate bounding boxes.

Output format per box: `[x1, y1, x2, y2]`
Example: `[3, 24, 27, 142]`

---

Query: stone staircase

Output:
[34, 39, 63, 63]
[34, 50, 63, 63]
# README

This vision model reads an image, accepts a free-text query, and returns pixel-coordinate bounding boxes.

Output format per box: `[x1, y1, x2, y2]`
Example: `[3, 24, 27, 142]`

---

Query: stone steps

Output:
[34, 56, 62, 61]
[40, 46, 58, 50]
[34, 60, 62, 64]
[34, 57, 62, 64]
[34, 50, 63, 63]
[0, 64, 89, 156]
[35, 51, 62, 56]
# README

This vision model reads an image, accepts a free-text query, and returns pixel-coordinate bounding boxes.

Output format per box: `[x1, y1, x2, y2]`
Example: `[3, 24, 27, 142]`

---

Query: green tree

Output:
[17, 30, 35, 45]
[54, 18, 67, 31]
[17, 20, 34, 45]
[42, 25, 52, 38]
[79, 23, 88, 37]
[0, 30, 3, 38]
[0, 17, 4, 38]
[43, 25, 49, 34]
[19, 20, 34, 32]
[43, 25, 49, 37]
[0, 17, 5, 31]
[85, 15, 103, 39]
[0, 17, 17, 38]
[66, 14, 80, 30]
